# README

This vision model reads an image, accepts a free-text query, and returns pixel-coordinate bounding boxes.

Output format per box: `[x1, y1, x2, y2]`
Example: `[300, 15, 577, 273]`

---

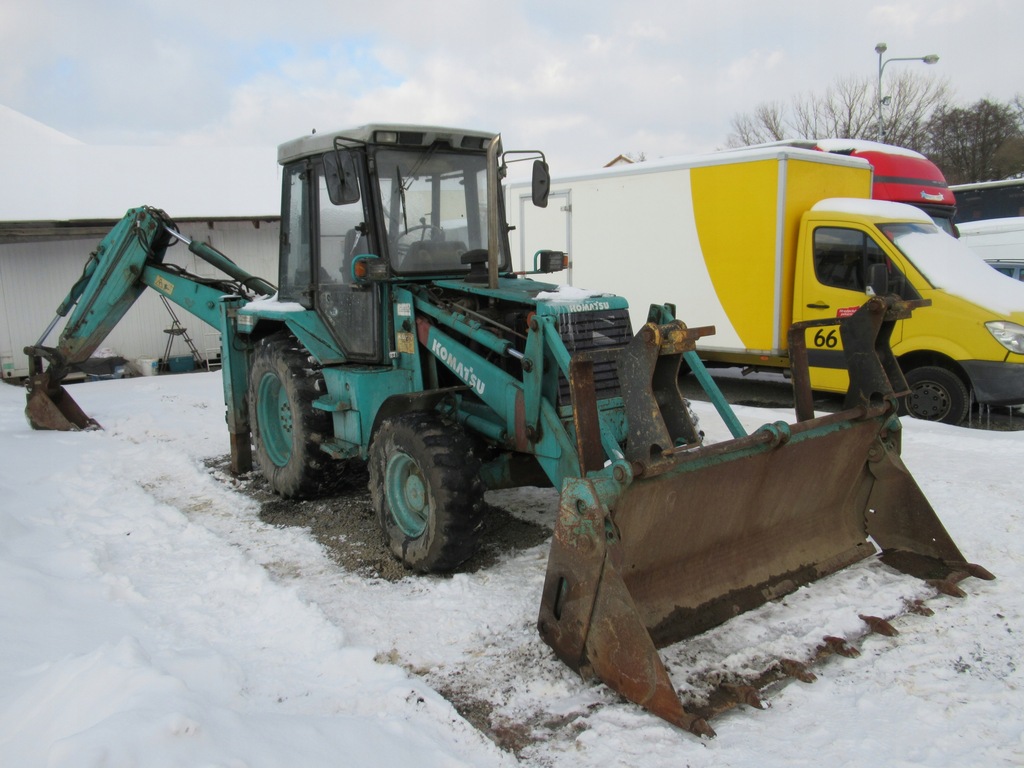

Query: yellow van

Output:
[507, 147, 1024, 424]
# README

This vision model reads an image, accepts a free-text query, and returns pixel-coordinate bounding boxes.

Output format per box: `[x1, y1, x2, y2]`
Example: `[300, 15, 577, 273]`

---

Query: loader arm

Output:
[405, 281, 657, 489]
[409, 290, 584, 486]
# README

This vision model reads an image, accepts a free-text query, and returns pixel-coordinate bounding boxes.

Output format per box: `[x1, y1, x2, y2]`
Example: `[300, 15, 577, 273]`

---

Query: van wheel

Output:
[248, 333, 340, 498]
[901, 366, 970, 425]
[369, 411, 485, 573]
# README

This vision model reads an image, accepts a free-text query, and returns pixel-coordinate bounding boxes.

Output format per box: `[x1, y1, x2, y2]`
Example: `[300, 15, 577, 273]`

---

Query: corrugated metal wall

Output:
[0, 219, 280, 379]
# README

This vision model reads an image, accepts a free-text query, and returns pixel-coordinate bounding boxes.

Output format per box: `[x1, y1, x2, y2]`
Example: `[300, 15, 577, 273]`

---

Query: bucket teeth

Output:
[780, 658, 817, 683]
[906, 599, 935, 617]
[961, 562, 996, 581]
[928, 578, 968, 598]
[723, 684, 765, 710]
[859, 614, 899, 637]
[822, 636, 861, 658]
[689, 718, 716, 738]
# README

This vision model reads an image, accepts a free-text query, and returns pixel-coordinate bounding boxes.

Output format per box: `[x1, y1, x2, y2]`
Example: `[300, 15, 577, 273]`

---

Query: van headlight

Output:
[986, 321, 1024, 354]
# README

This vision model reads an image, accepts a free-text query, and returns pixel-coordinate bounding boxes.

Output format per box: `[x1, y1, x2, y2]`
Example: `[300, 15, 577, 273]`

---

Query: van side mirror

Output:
[532, 159, 550, 208]
[867, 263, 889, 297]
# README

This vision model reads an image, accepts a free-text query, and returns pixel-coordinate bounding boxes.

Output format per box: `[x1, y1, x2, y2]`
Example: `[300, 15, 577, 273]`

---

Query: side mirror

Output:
[532, 159, 550, 208]
[534, 250, 567, 273]
[324, 151, 360, 205]
[867, 262, 889, 297]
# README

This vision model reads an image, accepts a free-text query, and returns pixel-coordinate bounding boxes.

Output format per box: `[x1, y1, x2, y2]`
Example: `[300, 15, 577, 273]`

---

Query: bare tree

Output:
[789, 76, 877, 141]
[727, 72, 951, 151]
[925, 98, 1024, 183]
[881, 71, 951, 148]
[727, 102, 787, 146]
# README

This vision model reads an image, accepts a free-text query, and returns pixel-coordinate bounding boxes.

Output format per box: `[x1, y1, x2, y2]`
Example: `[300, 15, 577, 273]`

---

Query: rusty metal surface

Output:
[616, 321, 705, 471]
[537, 300, 991, 737]
[538, 476, 714, 736]
[608, 415, 883, 645]
[568, 357, 605, 475]
[788, 296, 927, 421]
[24, 376, 100, 431]
[539, 404, 992, 736]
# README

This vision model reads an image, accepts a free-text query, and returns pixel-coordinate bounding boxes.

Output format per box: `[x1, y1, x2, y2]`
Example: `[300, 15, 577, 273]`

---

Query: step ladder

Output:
[160, 296, 205, 372]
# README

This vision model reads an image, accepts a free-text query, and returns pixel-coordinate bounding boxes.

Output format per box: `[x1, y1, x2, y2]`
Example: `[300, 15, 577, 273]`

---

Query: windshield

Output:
[880, 221, 1024, 315]
[931, 216, 956, 236]
[374, 146, 501, 274]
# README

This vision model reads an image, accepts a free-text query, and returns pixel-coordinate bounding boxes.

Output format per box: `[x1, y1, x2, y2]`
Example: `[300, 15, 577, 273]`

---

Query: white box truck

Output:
[506, 147, 1024, 424]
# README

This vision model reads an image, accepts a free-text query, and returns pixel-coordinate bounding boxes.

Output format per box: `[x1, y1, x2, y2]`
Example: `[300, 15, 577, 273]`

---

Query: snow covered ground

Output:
[1, 371, 1021, 767]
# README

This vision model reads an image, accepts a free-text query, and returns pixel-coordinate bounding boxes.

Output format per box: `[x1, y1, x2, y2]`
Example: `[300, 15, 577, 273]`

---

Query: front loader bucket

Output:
[538, 297, 991, 736]
[25, 375, 100, 431]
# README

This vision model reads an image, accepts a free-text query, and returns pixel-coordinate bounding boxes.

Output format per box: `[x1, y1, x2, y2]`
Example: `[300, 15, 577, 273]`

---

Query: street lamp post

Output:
[875, 42, 939, 143]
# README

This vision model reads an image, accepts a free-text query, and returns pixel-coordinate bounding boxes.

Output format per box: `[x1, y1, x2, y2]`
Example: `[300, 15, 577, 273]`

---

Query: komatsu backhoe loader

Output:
[23, 124, 991, 736]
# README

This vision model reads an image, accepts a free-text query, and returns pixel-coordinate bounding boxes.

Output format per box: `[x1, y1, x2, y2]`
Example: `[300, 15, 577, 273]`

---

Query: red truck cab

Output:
[813, 139, 957, 235]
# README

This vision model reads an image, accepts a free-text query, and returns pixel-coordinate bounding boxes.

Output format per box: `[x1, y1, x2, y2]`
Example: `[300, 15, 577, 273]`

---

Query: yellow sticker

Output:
[154, 275, 174, 296]
[395, 332, 416, 355]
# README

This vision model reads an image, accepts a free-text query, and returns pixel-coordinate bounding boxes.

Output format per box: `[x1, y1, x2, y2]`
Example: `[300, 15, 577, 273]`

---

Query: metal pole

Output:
[486, 135, 502, 290]
[874, 42, 939, 144]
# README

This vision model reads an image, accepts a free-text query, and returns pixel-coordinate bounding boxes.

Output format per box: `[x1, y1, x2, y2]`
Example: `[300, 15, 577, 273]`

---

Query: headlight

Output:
[986, 321, 1024, 355]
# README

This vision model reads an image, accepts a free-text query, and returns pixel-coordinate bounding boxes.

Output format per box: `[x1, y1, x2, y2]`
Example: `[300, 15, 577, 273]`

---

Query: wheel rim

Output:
[257, 371, 293, 466]
[908, 381, 950, 421]
[385, 451, 429, 537]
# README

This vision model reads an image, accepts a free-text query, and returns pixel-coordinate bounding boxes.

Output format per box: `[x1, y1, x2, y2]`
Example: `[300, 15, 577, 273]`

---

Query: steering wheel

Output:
[395, 223, 444, 258]
[398, 223, 444, 243]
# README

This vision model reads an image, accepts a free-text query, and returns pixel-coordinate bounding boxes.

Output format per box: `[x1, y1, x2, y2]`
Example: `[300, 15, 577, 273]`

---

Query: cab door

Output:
[314, 151, 383, 362]
[796, 222, 913, 392]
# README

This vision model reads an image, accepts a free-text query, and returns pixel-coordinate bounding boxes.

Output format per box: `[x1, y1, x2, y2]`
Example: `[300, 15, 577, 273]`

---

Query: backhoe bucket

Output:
[538, 297, 990, 736]
[25, 374, 100, 431]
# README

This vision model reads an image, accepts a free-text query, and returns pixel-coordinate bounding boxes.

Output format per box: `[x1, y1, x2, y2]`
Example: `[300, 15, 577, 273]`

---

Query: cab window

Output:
[812, 227, 919, 299]
[278, 163, 314, 307]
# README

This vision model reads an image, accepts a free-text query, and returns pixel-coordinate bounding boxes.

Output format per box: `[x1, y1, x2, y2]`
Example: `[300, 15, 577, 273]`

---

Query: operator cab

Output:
[274, 124, 549, 363]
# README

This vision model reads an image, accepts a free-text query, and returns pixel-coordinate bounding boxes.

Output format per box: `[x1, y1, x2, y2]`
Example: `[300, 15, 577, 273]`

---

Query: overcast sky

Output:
[2, 0, 1020, 174]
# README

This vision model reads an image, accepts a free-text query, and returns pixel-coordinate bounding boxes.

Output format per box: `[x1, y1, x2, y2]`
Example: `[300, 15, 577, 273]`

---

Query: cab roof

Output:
[277, 124, 497, 165]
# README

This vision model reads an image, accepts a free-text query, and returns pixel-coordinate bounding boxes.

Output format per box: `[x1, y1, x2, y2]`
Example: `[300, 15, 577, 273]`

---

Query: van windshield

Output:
[881, 222, 1024, 315]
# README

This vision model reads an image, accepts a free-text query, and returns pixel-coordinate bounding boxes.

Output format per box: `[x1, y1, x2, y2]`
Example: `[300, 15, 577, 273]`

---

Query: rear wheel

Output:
[248, 333, 338, 498]
[901, 365, 970, 425]
[369, 411, 485, 573]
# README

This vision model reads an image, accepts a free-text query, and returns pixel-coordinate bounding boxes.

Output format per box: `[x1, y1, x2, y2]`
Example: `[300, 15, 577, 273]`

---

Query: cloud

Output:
[2, 0, 1022, 173]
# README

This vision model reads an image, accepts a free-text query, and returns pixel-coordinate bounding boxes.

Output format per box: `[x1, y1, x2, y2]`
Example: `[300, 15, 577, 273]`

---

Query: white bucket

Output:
[136, 357, 159, 376]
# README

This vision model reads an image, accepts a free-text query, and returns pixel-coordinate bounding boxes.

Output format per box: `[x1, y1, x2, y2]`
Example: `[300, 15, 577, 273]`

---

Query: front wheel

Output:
[369, 411, 485, 573]
[248, 333, 339, 498]
[900, 366, 970, 425]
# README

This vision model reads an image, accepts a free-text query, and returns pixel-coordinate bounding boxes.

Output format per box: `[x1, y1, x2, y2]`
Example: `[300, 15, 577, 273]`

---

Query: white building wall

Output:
[0, 219, 280, 379]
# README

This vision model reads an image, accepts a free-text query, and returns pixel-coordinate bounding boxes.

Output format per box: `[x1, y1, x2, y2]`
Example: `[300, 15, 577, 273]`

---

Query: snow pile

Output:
[0, 373, 1022, 767]
[0, 376, 506, 767]
[896, 228, 1024, 315]
[534, 285, 611, 302]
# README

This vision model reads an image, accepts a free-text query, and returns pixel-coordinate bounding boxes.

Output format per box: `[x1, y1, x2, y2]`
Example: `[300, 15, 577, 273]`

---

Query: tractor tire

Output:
[248, 333, 339, 499]
[900, 365, 970, 425]
[369, 411, 485, 573]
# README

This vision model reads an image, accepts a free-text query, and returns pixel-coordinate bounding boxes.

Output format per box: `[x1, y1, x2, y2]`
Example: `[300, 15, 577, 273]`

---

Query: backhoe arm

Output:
[25, 207, 176, 379]
[24, 206, 274, 433]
